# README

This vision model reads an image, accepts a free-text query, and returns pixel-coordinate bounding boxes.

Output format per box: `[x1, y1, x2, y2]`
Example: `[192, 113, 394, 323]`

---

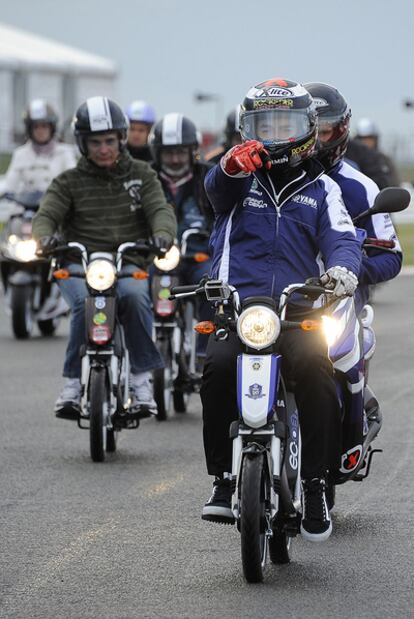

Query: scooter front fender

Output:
[8, 270, 34, 286]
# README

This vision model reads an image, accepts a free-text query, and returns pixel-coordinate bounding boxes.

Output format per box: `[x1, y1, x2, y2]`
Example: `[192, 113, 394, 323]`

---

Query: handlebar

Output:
[364, 237, 396, 249]
[170, 284, 200, 295]
[39, 240, 165, 260]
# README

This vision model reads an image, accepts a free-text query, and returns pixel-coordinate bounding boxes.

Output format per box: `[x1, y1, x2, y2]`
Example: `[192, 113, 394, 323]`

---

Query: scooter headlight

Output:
[11, 238, 37, 262]
[321, 315, 342, 346]
[237, 305, 280, 350]
[86, 259, 116, 291]
[153, 245, 180, 272]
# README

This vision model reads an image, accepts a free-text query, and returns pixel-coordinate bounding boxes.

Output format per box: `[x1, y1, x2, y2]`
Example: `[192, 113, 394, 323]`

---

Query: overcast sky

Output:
[1, 0, 414, 143]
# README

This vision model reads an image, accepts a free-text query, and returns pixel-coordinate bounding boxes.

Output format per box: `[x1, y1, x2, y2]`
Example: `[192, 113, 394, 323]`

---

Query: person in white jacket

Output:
[3, 99, 77, 195]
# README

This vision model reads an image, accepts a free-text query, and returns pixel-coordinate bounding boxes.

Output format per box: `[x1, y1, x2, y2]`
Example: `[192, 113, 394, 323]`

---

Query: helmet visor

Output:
[240, 109, 312, 147]
[318, 112, 350, 146]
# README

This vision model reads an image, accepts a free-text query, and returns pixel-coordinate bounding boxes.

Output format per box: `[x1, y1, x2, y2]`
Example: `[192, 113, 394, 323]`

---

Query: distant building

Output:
[0, 22, 118, 151]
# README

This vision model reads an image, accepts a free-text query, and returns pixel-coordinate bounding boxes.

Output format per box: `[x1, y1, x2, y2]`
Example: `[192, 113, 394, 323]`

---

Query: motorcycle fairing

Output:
[237, 353, 280, 428]
[151, 272, 179, 318]
[328, 298, 365, 480]
[85, 296, 116, 342]
[328, 297, 362, 373]
[363, 325, 376, 360]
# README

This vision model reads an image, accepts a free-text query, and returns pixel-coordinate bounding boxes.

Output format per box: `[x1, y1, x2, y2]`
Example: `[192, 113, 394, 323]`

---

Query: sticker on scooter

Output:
[340, 445, 362, 473]
[158, 288, 171, 300]
[245, 383, 266, 400]
[94, 297, 106, 309]
[160, 275, 171, 287]
[93, 312, 107, 325]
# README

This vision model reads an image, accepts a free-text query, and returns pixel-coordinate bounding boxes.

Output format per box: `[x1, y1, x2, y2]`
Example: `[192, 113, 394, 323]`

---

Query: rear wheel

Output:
[154, 338, 173, 421]
[11, 286, 33, 339]
[269, 529, 291, 564]
[173, 330, 190, 413]
[173, 389, 187, 413]
[106, 428, 116, 452]
[240, 455, 268, 583]
[326, 481, 336, 512]
[89, 368, 108, 462]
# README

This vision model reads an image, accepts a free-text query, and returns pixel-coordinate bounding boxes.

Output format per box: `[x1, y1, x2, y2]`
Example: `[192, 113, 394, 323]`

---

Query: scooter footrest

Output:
[112, 412, 140, 429]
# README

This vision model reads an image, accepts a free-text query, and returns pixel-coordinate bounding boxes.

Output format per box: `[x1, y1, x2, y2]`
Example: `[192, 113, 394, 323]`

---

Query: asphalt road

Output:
[0, 277, 413, 619]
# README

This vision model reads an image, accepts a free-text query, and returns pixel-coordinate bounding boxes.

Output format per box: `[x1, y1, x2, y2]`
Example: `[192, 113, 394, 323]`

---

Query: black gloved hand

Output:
[36, 236, 58, 257]
[151, 236, 173, 253]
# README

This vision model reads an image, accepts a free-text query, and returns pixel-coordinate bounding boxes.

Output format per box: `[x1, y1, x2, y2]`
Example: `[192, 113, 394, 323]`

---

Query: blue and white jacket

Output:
[329, 160, 402, 308]
[205, 160, 361, 303]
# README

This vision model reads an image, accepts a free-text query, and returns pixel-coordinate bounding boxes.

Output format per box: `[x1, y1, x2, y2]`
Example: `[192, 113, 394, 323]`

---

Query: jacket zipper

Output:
[253, 168, 325, 296]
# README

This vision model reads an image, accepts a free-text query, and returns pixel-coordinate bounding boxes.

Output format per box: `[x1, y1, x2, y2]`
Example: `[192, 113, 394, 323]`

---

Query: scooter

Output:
[0, 192, 68, 338]
[151, 228, 210, 420]
[49, 240, 163, 462]
[170, 187, 409, 582]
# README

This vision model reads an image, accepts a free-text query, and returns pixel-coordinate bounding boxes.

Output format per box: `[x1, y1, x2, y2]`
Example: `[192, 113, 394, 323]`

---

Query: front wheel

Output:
[11, 286, 33, 339]
[240, 455, 268, 583]
[154, 338, 173, 421]
[38, 318, 59, 336]
[89, 368, 108, 462]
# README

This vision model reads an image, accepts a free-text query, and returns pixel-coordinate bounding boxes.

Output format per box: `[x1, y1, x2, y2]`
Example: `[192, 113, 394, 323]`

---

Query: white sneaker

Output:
[54, 378, 81, 419]
[130, 372, 157, 417]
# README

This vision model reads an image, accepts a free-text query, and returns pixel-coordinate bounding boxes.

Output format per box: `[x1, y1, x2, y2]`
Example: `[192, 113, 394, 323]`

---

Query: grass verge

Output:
[395, 223, 414, 266]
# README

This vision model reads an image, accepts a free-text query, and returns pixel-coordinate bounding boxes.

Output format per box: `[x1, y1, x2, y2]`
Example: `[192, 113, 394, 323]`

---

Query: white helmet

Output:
[356, 118, 379, 138]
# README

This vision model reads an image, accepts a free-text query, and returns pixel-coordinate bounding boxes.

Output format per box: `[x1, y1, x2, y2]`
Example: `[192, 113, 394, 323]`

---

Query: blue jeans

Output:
[59, 264, 163, 378]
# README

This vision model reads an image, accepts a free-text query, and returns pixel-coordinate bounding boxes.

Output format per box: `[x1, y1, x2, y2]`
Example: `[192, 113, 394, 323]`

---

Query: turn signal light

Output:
[132, 270, 149, 279]
[194, 252, 209, 263]
[300, 319, 320, 331]
[53, 269, 70, 280]
[194, 321, 215, 334]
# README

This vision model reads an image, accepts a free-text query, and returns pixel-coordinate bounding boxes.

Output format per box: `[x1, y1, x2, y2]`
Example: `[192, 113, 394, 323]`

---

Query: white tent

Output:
[0, 22, 118, 150]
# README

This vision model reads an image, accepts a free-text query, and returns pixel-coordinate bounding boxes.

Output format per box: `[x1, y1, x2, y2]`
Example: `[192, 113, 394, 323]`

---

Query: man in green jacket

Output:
[33, 96, 176, 418]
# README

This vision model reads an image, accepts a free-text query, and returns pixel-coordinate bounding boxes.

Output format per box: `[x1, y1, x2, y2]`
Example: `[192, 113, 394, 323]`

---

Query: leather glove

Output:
[320, 266, 358, 297]
[221, 140, 271, 176]
[151, 236, 173, 253]
[36, 236, 58, 257]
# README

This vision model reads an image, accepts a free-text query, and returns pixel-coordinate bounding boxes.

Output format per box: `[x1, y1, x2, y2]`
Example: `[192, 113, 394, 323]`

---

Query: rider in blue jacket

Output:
[201, 78, 361, 543]
[304, 82, 402, 312]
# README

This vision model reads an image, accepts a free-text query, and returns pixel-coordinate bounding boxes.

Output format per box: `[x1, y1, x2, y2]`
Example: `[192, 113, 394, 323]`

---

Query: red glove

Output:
[221, 140, 271, 176]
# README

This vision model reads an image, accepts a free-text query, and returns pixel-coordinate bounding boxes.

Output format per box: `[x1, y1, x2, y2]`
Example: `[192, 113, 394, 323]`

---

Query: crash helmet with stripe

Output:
[149, 113, 200, 175]
[239, 78, 318, 168]
[73, 97, 128, 156]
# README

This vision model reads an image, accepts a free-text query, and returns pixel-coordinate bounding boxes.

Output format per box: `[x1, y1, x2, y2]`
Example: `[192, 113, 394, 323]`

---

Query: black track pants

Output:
[200, 330, 342, 479]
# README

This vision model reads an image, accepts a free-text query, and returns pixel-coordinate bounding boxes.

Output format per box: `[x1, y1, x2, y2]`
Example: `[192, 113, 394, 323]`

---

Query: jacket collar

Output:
[253, 159, 325, 207]
[77, 151, 134, 181]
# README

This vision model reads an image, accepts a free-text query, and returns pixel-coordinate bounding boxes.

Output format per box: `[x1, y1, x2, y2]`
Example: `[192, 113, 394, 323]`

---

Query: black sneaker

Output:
[300, 477, 332, 542]
[202, 478, 234, 525]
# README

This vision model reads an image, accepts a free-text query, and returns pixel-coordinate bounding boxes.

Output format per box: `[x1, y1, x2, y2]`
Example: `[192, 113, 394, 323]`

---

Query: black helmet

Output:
[73, 96, 128, 156]
[149, 113, 200, 171]
[304, 82, 351, 170]
[239, 78, 318, 168]
[23, 99, 58, 142]
[224, 106, 241, 147]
